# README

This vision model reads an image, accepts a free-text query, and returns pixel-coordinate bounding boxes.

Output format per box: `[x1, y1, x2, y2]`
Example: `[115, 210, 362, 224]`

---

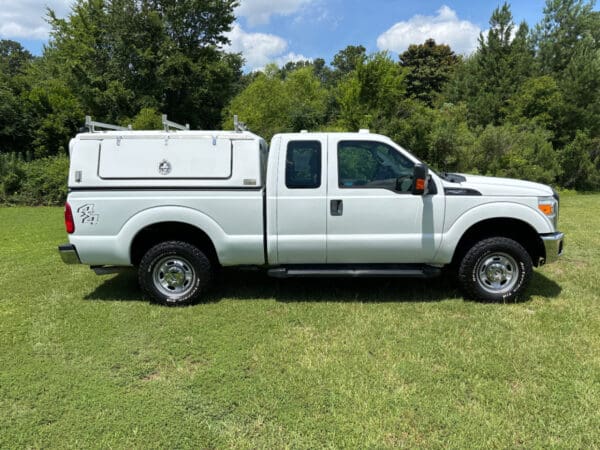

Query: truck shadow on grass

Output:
[85, 269, 562, 304]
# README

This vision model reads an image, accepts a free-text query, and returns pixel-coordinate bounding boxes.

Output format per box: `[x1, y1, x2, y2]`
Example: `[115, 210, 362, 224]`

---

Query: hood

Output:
[443, 173, 554, 197]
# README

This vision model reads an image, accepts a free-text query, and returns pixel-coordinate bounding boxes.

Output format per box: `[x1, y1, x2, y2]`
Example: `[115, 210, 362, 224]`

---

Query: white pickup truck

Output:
[59, 121, 563, 304]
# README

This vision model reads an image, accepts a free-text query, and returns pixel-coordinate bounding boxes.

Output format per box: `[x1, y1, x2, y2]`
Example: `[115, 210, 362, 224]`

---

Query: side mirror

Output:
[412, 163, 428, 195]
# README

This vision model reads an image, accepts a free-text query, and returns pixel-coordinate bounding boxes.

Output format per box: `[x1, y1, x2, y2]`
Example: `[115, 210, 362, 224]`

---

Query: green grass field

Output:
[1, 195, 599, 448]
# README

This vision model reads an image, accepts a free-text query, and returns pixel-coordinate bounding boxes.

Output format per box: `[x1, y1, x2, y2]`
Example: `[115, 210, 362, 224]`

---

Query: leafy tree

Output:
[0, 41, 34, 154]
[471, 124, 561, 184]
[426, 103, 475, 172]
[388, 100, 474, 171]
[223, 65, 327, 141]
[25, 78, 84, 157]
[506, 75, 565, 142]
[131, 107, 163, 130]
[336, 52, 407, 130]
[331, 45, 367, 80]
[0, 40, 33, 78]
[466, 4, 535, 126]
[279, 60, 313, 78]
[399, 39, 459, 106]
[535, 0, 599, 75]
[44, 0, 241, 129]
[559, 131, 600, 189]
[559, 34, 600, 139]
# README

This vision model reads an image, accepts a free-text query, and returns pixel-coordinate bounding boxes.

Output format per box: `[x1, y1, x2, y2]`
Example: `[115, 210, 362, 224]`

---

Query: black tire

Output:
[138, 241, 212, 306]
[458, 237, 532, 302]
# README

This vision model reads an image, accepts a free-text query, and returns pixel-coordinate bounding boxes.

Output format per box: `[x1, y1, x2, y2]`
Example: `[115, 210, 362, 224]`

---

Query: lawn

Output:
[1, 194, 599, 448]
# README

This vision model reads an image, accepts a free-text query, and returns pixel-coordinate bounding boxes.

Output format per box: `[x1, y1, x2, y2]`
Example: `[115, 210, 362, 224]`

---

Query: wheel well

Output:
[451, 218, 545, 267]
[130, 222, 219, 267]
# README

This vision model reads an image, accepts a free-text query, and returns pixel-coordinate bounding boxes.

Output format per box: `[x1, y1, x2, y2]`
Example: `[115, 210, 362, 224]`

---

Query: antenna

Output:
[85, 116, 131, 133]
[162, 114, 190, 132]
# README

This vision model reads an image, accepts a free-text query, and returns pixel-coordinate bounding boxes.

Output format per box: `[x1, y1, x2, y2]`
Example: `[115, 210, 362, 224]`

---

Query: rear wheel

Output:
[458, 237, 532, 302]
[138, 241, 212, 306]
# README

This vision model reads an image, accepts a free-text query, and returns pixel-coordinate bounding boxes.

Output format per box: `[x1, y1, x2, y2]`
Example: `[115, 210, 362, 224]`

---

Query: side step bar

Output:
[267, 265, 441, 279]
[91, 266, 129, 275]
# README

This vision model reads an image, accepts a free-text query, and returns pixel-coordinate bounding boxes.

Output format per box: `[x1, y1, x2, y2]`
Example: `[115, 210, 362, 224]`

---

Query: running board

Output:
[91, 266, 128, 275]
[267, 265, 441, 279]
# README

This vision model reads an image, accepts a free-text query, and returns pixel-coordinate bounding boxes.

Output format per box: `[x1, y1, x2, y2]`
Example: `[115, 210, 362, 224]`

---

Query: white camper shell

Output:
[68, 130, 268, 189]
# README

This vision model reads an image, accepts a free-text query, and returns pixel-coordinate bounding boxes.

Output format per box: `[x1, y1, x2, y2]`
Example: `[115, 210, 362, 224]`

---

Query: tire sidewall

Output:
[139, 242, 211, 306]
[460, 238, 532, 302]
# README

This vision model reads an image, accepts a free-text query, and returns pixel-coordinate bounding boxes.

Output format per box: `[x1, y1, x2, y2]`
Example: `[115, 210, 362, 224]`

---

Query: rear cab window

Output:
[286, 141, 322, 189]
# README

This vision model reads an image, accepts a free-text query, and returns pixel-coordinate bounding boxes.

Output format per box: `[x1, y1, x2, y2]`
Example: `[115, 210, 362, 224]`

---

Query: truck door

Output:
[275, 135, 328, 263]
[326, 137, 445, 263]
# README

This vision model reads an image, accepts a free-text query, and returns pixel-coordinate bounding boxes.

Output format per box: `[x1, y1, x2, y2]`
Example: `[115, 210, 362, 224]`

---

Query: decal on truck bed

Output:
[77, 204, 99, 225]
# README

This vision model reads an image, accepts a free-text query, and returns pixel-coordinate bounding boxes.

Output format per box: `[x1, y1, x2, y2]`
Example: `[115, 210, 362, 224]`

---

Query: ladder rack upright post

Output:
[162, 115, 190, 132]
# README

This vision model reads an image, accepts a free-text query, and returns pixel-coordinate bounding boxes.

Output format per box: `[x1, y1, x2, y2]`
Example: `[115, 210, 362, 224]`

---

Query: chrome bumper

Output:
[58, 244, 81, 265]
[540, 232, 564, 265]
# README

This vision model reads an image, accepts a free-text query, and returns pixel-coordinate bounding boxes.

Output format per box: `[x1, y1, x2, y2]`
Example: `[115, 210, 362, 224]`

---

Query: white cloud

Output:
[377, 5, 481, 55]
[235, 0, 314, 26]
[225, 24, 311, 71]
[0, 0, 72, 40]
[226, 23, 290, 70]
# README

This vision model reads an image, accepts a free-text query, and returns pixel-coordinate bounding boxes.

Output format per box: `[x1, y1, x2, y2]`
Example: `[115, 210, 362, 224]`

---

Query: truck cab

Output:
[59, 122, 563, 305]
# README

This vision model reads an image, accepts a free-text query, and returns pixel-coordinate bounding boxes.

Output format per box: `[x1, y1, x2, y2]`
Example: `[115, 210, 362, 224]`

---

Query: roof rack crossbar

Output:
[85, 116, 131, 132]
[162, 114, 190, 132]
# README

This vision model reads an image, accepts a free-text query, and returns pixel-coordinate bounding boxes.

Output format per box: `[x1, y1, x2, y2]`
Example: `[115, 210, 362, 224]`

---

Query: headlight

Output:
[538, 196, 558, 228]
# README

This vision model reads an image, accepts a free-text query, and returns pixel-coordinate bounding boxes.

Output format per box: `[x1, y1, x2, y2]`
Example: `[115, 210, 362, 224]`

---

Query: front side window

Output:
[338, 141, 414, 192]
[286, 141, 322, 189]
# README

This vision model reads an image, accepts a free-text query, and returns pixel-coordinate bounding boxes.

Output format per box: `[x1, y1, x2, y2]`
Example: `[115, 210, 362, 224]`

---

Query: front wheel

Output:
[458, 237, 532, 302]
[138, 241, 212, 306]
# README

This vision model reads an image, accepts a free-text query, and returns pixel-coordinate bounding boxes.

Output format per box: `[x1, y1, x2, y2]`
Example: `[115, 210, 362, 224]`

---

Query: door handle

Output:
[330, 199, 343, 216]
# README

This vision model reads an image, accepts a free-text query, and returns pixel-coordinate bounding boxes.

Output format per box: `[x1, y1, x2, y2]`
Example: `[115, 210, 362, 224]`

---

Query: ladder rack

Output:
[233, 115, 248, 132]
[85, 116, 132, 132]
[162, 115, 190, 132]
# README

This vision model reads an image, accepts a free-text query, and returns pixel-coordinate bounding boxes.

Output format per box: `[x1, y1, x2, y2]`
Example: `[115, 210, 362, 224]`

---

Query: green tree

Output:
[223, 65, 327, 141]
[559, 131, 600, 189]
[0, 40, 33, 78]
[130, 108, 163, 130]
[25, 78, 84, 157]
[399, 39, 459, 106]
[43, 0, 241, 130]
[331, 45, 367, 80]
[0, 41, 34, 155]
[464, 4, 535, 126]
[506, 75, 565, 141]
[471, 124, 561, 184]
[535, 0, 599, 75]
[559, 34, 600, 139]
[336, 52, 407, 130]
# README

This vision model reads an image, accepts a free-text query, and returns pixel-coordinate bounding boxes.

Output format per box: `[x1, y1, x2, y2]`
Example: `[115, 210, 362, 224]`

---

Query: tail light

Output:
[65, 202, 75, 234]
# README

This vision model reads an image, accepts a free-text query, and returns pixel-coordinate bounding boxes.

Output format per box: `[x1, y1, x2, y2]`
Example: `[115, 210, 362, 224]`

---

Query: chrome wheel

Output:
[475, 252, 519, 295]
[152, 256, 196, 299]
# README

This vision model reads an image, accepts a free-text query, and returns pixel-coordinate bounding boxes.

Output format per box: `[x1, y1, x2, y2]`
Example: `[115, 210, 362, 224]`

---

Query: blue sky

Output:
[0, 0, 571, 70]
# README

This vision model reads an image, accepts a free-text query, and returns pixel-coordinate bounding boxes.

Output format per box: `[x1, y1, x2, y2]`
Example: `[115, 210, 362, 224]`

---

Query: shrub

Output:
[559, 131, 600, 190]
[0, 154, 69, 205]
[19, 155, 70, 205]
[470, 124, 562, 185]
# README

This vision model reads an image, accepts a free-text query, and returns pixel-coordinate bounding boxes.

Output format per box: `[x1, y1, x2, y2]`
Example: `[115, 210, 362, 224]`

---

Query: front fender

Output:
[434, 202, 553, 264]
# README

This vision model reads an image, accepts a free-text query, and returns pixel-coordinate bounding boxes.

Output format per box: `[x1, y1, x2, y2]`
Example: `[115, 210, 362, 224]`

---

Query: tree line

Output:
[1, 0, 599, 204]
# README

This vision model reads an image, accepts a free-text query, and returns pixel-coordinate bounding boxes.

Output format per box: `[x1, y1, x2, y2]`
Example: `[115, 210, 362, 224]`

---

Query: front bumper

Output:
[58, 244, 81, 265]
[540, 232, 564, 265]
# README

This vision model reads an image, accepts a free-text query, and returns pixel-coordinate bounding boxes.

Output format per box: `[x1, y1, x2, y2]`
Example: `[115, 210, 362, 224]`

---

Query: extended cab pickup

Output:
[59, 125, 564, 304]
